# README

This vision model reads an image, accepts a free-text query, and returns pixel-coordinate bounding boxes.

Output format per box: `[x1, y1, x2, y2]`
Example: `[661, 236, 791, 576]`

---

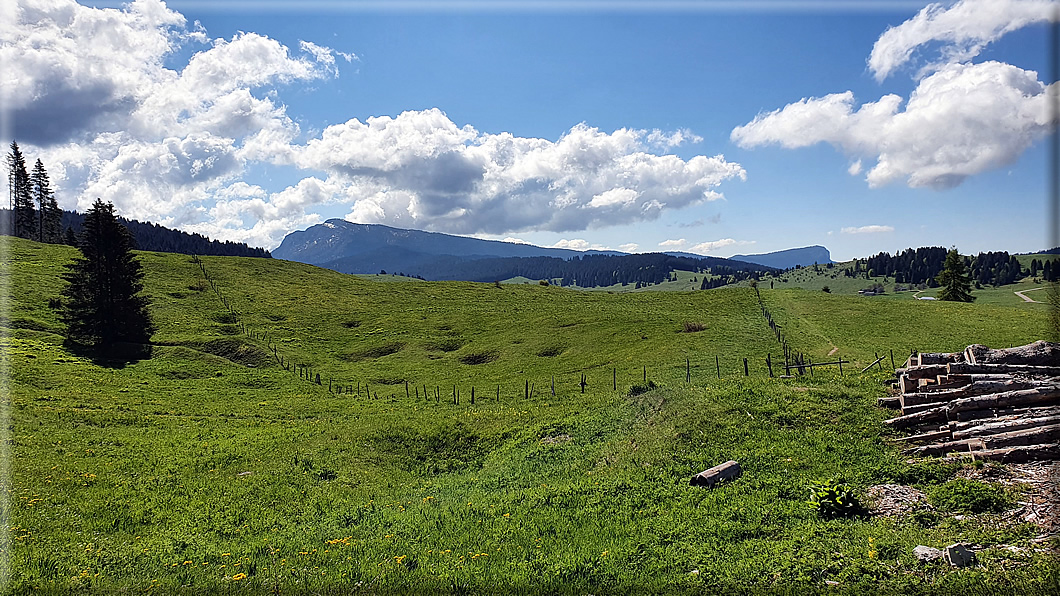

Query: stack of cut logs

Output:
[880, 341, 1060, 463]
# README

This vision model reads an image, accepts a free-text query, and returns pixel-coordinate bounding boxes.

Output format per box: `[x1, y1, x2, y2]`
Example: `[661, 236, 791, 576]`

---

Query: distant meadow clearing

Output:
[4, 238, 1057, 594]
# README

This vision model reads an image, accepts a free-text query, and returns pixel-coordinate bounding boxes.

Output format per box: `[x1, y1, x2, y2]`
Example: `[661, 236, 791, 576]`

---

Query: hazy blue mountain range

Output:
[272, 220, 618, 265]
[272, 220, 784, 285]
[729, 245, 832, 270]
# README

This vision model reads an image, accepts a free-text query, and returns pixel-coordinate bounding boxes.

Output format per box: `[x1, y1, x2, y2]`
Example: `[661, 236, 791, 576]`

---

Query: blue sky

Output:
[4, 0, 1056, 260]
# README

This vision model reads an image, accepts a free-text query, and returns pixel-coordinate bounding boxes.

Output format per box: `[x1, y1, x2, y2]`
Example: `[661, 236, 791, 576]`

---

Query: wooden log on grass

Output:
[877, 397, 901, 409]
[947, 407, 1060, 432]
[690, 460, 742, 488]
[947, 363, 1060, 376]
[897, 364, 949, 380]
[951, 415, 1060, 440]
[918, 352, 962, 366]
[905, 438, 981, 457]
[900, 379, 1041, 408]
[965, 341, 1060, 367]
[945, 387, 1060, 414]
[894, 428, 953, 444]
[886, 387, 1060, 428]
[979, 423, 1060, 450]
[964, 442, 1060, 464]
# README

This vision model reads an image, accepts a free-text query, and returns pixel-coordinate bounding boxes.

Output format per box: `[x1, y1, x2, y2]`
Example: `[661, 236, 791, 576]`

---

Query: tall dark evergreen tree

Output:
[58, 199, 155, 351]
[936, 248, 975, 302]
[30, 158, 61, 243]
[7, 141, 35, 239]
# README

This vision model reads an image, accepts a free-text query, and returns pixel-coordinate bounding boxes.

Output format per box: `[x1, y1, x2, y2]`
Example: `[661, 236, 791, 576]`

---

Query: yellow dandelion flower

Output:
[231, 573, 247, 581]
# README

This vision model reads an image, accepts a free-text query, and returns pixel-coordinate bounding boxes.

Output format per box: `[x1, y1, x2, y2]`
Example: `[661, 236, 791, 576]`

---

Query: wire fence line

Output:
[190, 258, 895, 405]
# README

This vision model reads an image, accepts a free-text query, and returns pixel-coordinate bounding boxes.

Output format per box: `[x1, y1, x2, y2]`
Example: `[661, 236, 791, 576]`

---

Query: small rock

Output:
[689, 569, 699, 575]
[943, 543, 977, 568]
[914, 545, 943, 562]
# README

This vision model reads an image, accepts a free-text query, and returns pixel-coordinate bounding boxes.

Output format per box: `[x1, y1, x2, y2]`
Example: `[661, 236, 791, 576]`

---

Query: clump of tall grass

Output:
[682, 321, 706, 333]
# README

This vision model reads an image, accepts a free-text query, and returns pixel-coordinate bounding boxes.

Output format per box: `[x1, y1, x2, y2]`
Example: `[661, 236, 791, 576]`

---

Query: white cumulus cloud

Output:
[731, 0, 1058, 191]
[618, 243, 640, 253]
[289, 111, 745, 237]
[551, 239, 591, 250]
[658, 239, 687, 248]
[869, 0, 1054, 82]
[732, 61, 1056, 189]
[690, 238, 755, 254]
[4, 0, 348, 248]
[841, 225, 894, 234]
[5, 0, 746, 250]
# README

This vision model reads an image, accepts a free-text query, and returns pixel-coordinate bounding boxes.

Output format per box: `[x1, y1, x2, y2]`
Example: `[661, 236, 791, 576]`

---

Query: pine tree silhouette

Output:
[58, 199, 155, 354]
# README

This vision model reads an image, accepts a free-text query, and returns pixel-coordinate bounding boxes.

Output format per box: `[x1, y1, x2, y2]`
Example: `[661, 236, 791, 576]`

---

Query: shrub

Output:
[539, 280, 550, 286]
[928, 478, 1012, 514]
[891, 460, 961, 486]
[806, 477, 864, 519]
[628, 380, 656, 397]
[682, 321, 706, 333]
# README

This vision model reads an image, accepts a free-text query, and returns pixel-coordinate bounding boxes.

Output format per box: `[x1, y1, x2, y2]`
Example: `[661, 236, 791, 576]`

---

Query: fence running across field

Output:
[191, 257, 897, 402]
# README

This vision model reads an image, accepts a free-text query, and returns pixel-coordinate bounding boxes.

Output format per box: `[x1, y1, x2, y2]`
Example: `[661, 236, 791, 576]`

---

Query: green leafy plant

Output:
[807, 477, 864, 519]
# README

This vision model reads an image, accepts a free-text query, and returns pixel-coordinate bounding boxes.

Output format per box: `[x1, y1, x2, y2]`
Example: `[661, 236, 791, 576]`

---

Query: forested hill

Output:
[860, 246, 1056, 286]
[326, 251, 777, 288]
[0, 209, 271, 258]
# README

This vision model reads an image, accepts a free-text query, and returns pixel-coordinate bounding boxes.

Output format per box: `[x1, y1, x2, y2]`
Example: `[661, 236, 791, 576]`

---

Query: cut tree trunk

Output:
[965, 341, 1060, 367]
[980, 424, 1060, 449]
[898, 365, 950, 380]
[900, 379, 1041, 407]
[952, 415, 1060, 440]
[945, 387, 1060, 414]
[947, 406, 1060, 431]
[962, 443, 1060, 464]
[885, 388, 1060, 428]
[947, 363, 1060, 376]
[919, 352, 962, 366]
[690, 460, 742, 488]
[895, 429, 953, 444]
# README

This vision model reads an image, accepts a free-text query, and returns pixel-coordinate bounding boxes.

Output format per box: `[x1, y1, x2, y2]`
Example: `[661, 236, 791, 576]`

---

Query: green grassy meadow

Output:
[3, 237, 1058, 594]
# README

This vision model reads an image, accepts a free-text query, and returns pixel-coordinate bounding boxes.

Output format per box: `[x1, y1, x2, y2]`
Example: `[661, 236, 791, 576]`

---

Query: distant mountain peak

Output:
[730, 245, 832, 270]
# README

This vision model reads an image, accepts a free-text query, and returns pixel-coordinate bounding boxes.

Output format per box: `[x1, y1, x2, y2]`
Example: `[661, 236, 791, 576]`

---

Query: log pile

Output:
[880, 341, 1060, 463]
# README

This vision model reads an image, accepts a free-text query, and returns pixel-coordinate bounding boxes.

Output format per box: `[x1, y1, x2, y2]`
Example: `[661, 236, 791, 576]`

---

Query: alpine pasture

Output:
[4, 237, 1057, 594]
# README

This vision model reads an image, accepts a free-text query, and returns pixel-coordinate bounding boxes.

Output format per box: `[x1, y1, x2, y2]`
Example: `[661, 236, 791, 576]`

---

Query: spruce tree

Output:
[936, 248, 975, 302]
[58, 199, 155, 352]
[30, 158, 61, 243]
[7, 141, 35, 239]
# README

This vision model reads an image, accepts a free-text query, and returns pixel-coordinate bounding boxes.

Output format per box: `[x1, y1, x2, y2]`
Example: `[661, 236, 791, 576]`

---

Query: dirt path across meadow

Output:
[1015, 287, 1045, 303]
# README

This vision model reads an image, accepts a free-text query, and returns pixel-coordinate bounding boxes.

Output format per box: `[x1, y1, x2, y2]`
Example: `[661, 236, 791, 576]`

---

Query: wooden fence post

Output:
[686, 358, 691, 383]
[743, 358, 748, 377]
[716, 355, 721, 379]
[613, 368, 617, 391]
[767, 353, 773, 378]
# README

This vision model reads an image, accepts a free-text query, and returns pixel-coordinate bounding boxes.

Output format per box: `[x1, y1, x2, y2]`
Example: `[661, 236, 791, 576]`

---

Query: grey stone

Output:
[943, 543, 977, 567]
[913, 545, 943, 562]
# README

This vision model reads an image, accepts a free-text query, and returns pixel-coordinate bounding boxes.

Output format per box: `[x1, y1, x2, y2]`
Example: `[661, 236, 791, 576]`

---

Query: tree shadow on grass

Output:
[63, 340, 153, 368]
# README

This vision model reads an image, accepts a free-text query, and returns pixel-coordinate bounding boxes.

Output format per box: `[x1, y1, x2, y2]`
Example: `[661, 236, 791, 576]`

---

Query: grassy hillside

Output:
[4, 237, 1057, 593]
